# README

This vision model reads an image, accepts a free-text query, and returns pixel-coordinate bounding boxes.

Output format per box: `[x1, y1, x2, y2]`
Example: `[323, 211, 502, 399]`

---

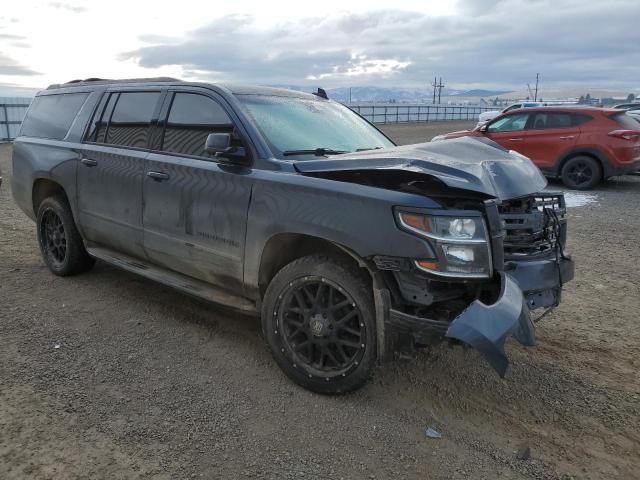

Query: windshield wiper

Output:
[356, 147, 383, 152]
[282, 148, 349, 157]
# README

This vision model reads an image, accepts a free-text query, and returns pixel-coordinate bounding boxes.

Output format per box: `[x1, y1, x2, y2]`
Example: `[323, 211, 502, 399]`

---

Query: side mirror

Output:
[479, 124, 488, 133]
[205, 133, 247, 162]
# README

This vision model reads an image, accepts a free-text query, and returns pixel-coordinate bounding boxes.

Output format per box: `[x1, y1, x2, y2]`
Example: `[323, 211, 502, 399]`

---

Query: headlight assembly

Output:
[397, 211, 492, 278]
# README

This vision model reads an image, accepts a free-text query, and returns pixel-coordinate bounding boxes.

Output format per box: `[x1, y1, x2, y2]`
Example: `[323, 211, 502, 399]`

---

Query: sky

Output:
[1, 0, 639, 94]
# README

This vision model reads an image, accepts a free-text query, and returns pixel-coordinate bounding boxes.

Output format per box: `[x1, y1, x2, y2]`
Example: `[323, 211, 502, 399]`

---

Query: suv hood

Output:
[293, 137, 547, 200]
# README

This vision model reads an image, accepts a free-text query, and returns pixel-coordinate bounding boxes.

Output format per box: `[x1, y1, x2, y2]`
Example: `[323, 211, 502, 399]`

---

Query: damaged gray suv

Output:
[12, 78, 574, 393]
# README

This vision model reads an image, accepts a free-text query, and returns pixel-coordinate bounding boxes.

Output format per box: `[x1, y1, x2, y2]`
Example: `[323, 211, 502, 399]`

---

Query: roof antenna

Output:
[313, 88, 328, 99]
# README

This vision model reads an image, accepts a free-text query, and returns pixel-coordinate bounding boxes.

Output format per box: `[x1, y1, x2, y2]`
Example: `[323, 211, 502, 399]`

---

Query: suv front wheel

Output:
[36, 194, 95, 276]
[262, 255, 377, 394]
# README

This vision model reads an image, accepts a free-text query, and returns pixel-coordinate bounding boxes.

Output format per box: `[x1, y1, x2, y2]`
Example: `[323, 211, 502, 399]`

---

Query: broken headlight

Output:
[397, 211, 492, 278]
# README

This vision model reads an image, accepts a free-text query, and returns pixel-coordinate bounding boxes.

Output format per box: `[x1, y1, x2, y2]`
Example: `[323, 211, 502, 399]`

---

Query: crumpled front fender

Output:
[445, 272, 535, 377]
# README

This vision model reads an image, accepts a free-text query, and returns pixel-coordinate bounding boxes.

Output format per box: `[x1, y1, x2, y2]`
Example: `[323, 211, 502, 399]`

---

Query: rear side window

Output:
[612, 113, 640, 129]
[20, 93, 88, 140]
[161, 93, 233, 157]
[571, 114, 593, 126]
[84, 93, 110, 143]
[531, 112, 573, 129]
[105, 92, 161, 148]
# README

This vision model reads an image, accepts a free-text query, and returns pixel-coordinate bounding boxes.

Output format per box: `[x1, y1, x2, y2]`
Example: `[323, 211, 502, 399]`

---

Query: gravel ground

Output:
[1, 122, 639, 479]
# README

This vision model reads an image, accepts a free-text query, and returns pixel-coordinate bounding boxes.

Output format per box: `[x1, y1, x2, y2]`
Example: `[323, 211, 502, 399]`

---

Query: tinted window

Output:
[162, 93, 233, 157]
[487, 113, 529, 133]
[531, 113, 573, 129]
[105, 92, 160, 148]
[96, 93, 118, 143]
[84, 93, 109, 142]
[571, 114, 593, 126]
[21, 93, 88, 140]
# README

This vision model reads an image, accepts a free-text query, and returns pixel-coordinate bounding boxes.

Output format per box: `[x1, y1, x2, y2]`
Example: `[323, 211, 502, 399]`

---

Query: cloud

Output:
[0, 52, 40, 76]
[0, 33, 25, 40]
[121, 1, 640, 89]
[48, 2, 87, 13]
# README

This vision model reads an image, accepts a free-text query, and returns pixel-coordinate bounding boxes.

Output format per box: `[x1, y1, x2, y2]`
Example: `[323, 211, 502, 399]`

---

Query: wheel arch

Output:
[32, 178, 67, 216]
[256, 232, 377, 301]
[555, 148, 613, 178]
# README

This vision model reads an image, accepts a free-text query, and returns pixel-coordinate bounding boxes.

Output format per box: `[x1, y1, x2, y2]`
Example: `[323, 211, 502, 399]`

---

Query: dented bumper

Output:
[388, 255, 574, 376]
[445, 272, 535, 377]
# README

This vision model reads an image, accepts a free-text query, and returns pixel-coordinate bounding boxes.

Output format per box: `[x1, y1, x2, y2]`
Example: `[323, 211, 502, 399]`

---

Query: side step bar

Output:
[86, 246, 257, 315]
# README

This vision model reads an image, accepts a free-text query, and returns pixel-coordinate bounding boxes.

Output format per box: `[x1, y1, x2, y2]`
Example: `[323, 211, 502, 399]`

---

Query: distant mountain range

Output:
[0, 85, 40, 98]
[271, 85, 510, 102]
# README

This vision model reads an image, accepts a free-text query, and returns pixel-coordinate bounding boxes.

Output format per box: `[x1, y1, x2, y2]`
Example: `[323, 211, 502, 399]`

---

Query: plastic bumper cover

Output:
[505, 255, 574, 310]
[388, 255, 574, 377]
[444, 272, 534, 377]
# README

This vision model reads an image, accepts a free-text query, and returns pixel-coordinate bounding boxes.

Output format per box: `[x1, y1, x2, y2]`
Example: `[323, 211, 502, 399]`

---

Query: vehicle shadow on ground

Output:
[80, 259, 638, 432]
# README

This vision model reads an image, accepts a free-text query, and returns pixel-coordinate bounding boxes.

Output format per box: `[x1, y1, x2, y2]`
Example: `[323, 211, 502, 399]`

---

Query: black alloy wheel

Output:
[40, 209, 67, 269]
[36, 194, 95, 276]
[278, 277, 366, 378]
[561, 156, 601, 190]
[262, 255, 376, 394]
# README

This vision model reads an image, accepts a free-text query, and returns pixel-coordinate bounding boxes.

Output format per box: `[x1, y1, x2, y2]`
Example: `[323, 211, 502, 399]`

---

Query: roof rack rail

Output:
[46, 77, 182, 90]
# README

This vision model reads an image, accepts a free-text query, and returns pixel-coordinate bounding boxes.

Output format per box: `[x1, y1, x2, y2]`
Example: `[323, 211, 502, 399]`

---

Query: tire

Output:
[261, 254, 376, 394]
[36, 194, 95, 276]
[560, 156, 602, 190]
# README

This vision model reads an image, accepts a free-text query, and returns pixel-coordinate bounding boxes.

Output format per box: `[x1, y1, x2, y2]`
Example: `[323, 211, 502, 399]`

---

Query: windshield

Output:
[237, 94, 394, 157]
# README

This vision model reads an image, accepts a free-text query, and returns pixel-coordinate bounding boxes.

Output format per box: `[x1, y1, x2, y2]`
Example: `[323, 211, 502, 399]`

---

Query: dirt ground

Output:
[1, 122, 639, 480]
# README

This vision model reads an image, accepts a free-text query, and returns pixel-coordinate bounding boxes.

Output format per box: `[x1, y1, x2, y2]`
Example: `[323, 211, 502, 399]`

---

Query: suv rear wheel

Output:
[261, 255, 376, 394]
[36, 195, 95, 276]
[561, 155, 602, 190]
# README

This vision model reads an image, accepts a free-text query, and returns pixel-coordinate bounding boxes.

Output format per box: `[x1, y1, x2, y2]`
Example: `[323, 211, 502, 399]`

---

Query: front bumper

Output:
[388, 255, 575, 376]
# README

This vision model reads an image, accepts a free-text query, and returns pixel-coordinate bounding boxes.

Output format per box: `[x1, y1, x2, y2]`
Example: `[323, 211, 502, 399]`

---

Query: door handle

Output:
[147, 171, 170, 181]
[559, 136, 575, 140]
[508, 138, 523, 142]
[80, 158, 98, 167]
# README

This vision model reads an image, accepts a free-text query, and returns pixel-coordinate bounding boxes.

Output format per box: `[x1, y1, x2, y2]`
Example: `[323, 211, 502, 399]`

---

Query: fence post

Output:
[2, 104, 10, 142]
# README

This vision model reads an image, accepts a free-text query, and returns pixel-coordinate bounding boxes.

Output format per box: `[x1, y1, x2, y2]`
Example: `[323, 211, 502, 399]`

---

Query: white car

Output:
[477, 102, 545, 127]
[613, 103, 640, 123]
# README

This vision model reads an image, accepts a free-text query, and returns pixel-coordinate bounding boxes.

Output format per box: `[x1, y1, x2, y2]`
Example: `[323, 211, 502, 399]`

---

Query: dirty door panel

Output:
[143, 156, 251, 290]
[77, 146, 147, 257]
[77, 91, 162, 258]
[142, 92, 252, 291]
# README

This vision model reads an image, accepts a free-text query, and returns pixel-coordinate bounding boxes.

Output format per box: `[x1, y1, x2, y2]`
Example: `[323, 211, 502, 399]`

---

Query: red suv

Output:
[433, 107, 640, 189]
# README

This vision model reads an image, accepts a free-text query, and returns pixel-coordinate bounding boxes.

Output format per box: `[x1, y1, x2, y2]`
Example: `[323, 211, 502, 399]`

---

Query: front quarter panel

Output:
[243, 168, 441, 293]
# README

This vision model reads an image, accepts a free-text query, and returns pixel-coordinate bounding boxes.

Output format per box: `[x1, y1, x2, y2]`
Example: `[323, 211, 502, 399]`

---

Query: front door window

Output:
[487, 113, 529, 133]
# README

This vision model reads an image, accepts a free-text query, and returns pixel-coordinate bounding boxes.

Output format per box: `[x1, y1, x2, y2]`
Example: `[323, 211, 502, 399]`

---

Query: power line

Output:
[431, 76, 445, 104]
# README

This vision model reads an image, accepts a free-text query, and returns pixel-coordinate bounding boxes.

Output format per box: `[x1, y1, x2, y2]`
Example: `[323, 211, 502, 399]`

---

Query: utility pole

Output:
[534, 73, 539, 101]
[431, 76, 445, 104]
[432, 76, 437, 104]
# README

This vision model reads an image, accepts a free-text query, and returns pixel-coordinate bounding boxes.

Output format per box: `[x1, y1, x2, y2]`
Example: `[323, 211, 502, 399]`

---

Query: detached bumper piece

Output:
[506, 255, 575, 310]
[389, 256, 574, 377]
[444, 273, 535, 377]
